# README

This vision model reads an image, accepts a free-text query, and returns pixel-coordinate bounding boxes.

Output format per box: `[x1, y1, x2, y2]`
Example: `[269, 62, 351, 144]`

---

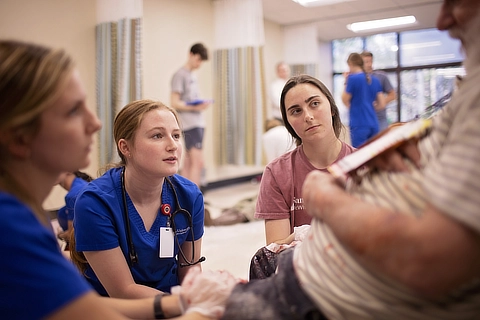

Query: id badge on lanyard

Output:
[159, 226, 174, 258]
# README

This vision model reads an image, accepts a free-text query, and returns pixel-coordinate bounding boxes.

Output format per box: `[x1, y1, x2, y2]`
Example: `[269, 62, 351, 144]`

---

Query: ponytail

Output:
[69, 228, 90, 277]
[347, 52, 370, 83]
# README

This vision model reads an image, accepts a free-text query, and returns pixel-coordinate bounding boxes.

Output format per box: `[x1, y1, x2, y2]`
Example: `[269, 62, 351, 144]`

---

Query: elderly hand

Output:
[358, 123, 421, 173]
[171, 267, 239, 319]
[366, 138, 420, 172]
[302, 170, 346, 220]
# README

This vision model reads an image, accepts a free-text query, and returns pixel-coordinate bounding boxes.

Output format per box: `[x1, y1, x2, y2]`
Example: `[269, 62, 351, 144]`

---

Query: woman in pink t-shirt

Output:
[251, 75, 355, 279]
[255, 75, 355, 246]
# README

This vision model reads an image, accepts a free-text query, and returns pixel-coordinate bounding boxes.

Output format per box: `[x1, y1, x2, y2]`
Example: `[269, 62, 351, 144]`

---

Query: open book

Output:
[328, 118, 432, 179]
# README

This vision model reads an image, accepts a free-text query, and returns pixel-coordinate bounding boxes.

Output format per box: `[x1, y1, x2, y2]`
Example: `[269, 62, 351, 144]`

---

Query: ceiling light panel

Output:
[347, 15, 417, 32]
[293, 0, 356, 7]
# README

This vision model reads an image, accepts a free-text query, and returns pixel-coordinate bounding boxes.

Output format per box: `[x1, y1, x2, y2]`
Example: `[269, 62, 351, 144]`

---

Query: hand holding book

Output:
[328, 119, 431, 179]
[186, 99, 214, 106]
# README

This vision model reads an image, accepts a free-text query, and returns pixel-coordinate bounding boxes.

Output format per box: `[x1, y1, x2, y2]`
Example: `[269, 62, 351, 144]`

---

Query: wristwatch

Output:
[154, 293, 170, 319]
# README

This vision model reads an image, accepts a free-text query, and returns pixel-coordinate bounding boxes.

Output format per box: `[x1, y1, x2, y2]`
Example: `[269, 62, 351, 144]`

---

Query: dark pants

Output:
[350, 125, 379, 148]
[183, 127, 204, 150]
[222, 248, 327, 320]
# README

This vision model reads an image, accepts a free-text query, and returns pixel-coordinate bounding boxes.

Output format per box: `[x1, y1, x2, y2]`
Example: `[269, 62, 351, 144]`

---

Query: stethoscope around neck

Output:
[120, 167, 205, 268]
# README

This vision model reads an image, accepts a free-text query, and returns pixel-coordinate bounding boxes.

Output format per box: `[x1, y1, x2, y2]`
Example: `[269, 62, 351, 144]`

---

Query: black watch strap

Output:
[154, 293, 170, 319]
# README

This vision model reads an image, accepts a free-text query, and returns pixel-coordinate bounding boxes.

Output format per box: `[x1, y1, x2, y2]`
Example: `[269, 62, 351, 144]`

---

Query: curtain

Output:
[96, 17, 142, 168]
[213, 0, 266, 166]
[213, 46, 266, 166]
[290, 63, 318, 78]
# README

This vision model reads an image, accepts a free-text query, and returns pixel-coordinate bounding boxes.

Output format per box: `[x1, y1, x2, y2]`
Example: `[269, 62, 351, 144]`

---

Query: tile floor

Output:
[201, 181, 265, 280]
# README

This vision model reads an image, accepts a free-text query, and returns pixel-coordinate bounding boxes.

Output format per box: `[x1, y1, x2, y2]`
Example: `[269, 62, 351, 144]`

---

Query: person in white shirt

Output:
[269, 62, 291, 122]
[261, 118, 295, 163]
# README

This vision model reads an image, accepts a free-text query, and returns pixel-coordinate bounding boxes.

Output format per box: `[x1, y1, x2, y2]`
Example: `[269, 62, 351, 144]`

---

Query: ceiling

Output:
[261, 0, 444, 41]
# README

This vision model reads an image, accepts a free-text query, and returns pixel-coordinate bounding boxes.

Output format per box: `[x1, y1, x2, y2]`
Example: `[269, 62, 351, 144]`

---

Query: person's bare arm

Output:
[385, 89, 396, 105]
[177, 238, 203, 282]
[84, 247, 162, 298]
[101, 295, 184, 319]
[303, 171, 480, 298]
[47, 291, 209, 320]
[341, 91, 351, 108]
[374, 91, 386, 111]
[47, 292, 130, 320]
[342, 73, 351, 108]
[265, 218, 293, 245]
[170, 92, 210, 112]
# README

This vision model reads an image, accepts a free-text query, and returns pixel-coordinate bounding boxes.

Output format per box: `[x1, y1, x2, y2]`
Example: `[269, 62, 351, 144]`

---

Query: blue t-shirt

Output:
[74, 167, 205, 295]
[0, 192, 91, 319]
[346, 72, 382, 129]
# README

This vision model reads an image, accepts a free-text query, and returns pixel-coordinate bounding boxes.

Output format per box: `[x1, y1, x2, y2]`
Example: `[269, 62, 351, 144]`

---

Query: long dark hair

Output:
[280, 74, 343, 146]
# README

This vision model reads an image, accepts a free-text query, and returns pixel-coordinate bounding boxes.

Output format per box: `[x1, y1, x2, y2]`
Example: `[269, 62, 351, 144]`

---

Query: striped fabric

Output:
[213, 46, 265, 166]
[290, 63, 318, 78]
[96, 18, 142, 168]
[294, 65, 480, 319]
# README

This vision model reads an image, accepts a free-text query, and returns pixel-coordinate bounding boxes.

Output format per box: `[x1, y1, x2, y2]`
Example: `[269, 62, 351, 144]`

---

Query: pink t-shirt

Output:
[255, 141, 355, 233]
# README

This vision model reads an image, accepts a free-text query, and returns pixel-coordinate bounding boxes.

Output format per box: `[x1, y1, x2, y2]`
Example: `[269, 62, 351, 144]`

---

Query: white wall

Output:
[263, 19, 286, 94]
[318, 41, 333, 91]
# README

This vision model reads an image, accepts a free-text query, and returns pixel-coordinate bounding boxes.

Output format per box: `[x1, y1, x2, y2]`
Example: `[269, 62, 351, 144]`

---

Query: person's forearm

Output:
[385, 90, 396, 105]
[314, 190, 429, 291]
[341, 91, 351, 108]
[170, 93, 195, 112]
[315, 190, 480, 297]
[171, 100, 194, 112]
[180, 313, 213, 320]
[118, 283, 166, 299]
[265, 218, 291, 245]
[320, 191, 411, 257]
[274, 232, 295, 245]
[177, 240, 203, 282]
[103, 294, 183, 319]
[374, 92, 386, 111]
[101, 296, 154, 319]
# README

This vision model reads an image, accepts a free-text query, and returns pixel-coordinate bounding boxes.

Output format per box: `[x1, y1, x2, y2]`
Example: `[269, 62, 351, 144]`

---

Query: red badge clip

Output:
[161, 204, 171, 216]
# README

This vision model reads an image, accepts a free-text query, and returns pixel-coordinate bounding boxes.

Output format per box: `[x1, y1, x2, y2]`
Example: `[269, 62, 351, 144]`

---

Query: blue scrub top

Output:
[57, 205, 68, 231]
[74, 167, 205, 295]
[0, 192, 92, 319]
[346, 72, 382, 129]
[65, 177, 88, 221]
[57, 177, 89, 231]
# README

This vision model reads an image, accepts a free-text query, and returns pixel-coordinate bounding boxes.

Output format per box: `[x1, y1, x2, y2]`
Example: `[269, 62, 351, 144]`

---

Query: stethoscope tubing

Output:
[120, 167, 205, 267]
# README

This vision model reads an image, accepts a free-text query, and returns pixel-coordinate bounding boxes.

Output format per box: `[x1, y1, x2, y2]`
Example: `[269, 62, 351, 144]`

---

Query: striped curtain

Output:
[213, 46, 266, 166]
[96, 17, 142, 168]
[213, 0, 266, 167]
[290, 63, 318, 78]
